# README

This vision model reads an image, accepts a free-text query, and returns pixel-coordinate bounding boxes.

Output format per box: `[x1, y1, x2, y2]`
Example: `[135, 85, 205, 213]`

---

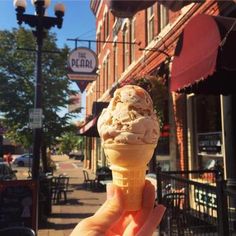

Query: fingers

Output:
[71, 185, 124, 236]
[123, 180, 156, 236]
[104, 184, 133, 235]
[107, 183, 115, 199]
[93, 183, 116, 216]
[93, 185, 124, 226]
[142, 180, 156, 209]
[136, 204, 166, 236]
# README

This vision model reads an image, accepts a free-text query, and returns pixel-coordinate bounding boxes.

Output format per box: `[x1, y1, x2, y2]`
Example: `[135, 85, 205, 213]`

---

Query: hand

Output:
[70, 180, 166, 236]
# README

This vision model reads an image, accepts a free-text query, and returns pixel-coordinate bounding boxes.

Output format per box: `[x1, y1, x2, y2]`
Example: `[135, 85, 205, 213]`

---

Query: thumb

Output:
[92, 185, 124, 228]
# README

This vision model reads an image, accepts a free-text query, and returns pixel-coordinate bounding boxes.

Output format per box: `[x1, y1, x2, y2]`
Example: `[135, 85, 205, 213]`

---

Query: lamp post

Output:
[14, 0, 65, 232]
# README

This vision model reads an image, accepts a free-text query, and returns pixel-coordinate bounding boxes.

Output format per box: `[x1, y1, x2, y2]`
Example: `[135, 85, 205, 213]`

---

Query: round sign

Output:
[68, 47, 98, 73]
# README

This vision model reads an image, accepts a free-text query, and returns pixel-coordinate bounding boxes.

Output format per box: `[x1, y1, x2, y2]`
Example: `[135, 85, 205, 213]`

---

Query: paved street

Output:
[19, 155, 107, 236]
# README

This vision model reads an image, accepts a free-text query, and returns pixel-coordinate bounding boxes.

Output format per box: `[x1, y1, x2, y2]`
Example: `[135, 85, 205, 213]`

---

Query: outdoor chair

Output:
[0, 226, 35, 236]
[82, 169, 97, 189]
[162, 192, 188, 235]
[51, 175, 70, 204]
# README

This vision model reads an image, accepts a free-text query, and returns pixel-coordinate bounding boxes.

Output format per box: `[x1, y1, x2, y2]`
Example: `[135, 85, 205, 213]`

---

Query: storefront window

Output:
[196, 95, 221, 133]
[194, 95, 223, 172]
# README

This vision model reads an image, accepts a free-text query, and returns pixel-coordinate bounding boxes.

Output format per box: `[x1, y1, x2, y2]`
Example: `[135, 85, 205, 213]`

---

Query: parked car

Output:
[0, 162, 17, 180]
[12, 153, 33, 167]
[69, 151, 84, 161]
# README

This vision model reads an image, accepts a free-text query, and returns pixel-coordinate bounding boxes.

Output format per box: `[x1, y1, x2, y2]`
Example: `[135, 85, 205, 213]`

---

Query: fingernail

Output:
[106, 183, 115, 199]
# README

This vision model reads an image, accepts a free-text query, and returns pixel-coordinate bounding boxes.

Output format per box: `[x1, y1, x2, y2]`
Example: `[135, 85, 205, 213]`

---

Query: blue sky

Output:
[0, 0, 96, 49]
[0, 0, 96, 121]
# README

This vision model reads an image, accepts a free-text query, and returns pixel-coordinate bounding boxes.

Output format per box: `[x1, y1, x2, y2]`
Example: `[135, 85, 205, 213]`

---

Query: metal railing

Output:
[156, 165, 236, 235]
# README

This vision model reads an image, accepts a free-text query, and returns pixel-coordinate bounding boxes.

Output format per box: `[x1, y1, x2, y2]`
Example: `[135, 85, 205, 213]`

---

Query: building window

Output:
[96, 74, 100, 98]
[103, 55, 110, 91]
[113, 43, 118, 82]
[103, 12, 109, 41]
[102, 62, 105, 93]
[106, 12, 109, 38]
[147, 6, 154, 43]
[123, 25, 129, 71]
[194, 95, 223, 172]
[103, 18, 106, 42]
[106, 55, 110, 90]
[130, 18, 136, 63]
[97, 30, 101, 54]
[158, 5, 169, 31]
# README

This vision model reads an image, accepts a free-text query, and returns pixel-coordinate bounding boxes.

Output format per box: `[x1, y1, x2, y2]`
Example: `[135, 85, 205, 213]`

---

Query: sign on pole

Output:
[29, 108, 42, 129]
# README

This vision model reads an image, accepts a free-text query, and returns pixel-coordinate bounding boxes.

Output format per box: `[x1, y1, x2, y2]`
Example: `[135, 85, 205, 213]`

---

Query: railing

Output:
[224, 188, 236, 235]
[156, 165, 235, 235]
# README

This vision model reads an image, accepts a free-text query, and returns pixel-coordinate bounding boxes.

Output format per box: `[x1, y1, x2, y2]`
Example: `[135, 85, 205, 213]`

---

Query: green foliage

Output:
[130, 75, 168, 128]
[0, 28, 82, 148]
[57, 131, 84, 155]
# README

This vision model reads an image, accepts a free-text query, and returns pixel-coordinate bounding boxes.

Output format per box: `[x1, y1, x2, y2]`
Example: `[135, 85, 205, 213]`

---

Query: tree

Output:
[0, 28, 82, 171]
[57, 131, 84, 155]
[129, 75, 168, 128]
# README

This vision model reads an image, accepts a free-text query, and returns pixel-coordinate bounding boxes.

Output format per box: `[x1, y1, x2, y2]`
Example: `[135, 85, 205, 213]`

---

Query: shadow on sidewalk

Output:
[50, 212, 93, 219]
[69, 183, 107, 193]
[52, 198, 102, 207]
[39, 221, 77, 230]
[39, 212, 93, 230]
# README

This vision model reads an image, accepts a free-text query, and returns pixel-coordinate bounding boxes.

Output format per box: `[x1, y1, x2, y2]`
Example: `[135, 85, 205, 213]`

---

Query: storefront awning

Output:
[78, 116, 99, 137]
[78, 102, 109, 137]
[107, 0, 201, 18]
[171, 14, 236, 95]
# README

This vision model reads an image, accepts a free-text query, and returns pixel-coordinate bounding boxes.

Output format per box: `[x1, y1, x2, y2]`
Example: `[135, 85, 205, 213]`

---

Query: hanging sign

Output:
[68, 47, 98, 74]
[67, 73, 97, 81]
[74, 80, 90, 93]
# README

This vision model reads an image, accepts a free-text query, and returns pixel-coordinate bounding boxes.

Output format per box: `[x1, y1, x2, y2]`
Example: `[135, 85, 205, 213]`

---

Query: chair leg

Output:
[52, 191, 57, 203]
[56, 192, 61, 204]
[63, 191, 67, 203]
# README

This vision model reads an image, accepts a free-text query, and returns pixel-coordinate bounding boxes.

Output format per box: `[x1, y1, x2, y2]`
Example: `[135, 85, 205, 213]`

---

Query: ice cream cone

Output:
[103, 143, 156, 211]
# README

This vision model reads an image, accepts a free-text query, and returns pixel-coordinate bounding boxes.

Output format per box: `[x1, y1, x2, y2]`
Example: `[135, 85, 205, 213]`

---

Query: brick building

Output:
[79, 0, 236, 188]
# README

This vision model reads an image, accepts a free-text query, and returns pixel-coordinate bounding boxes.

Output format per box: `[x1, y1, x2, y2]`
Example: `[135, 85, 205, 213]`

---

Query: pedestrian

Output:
[5, 153, 13, 166]
[70, 180, 166, 236]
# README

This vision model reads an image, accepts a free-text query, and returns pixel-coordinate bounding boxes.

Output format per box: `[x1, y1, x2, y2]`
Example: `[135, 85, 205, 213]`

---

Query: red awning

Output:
[171, 14, 236, 95]
[78, 102, 108, 137]
[78, 116, 99, 137]
[107, 0, 201, 18]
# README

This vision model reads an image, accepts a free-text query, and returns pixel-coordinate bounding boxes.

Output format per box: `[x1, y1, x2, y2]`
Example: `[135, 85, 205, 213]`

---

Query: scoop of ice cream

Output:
[97, 85, 160, 145]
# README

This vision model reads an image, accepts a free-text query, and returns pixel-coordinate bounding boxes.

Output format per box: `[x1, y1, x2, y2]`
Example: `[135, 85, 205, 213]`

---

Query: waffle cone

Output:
[103, 143, 156, 211]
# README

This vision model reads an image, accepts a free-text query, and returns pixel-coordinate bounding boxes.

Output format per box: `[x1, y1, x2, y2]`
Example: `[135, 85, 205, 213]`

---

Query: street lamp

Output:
[14, 0, 65, 232]
[14, 0, 65, 180]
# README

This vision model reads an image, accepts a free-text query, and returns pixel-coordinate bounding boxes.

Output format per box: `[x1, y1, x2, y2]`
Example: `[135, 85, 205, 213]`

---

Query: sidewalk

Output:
[38, 156, 106, 236]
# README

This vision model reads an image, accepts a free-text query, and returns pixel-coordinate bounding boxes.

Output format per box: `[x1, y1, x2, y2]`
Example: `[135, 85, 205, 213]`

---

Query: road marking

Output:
[72, 163, 78, 169]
